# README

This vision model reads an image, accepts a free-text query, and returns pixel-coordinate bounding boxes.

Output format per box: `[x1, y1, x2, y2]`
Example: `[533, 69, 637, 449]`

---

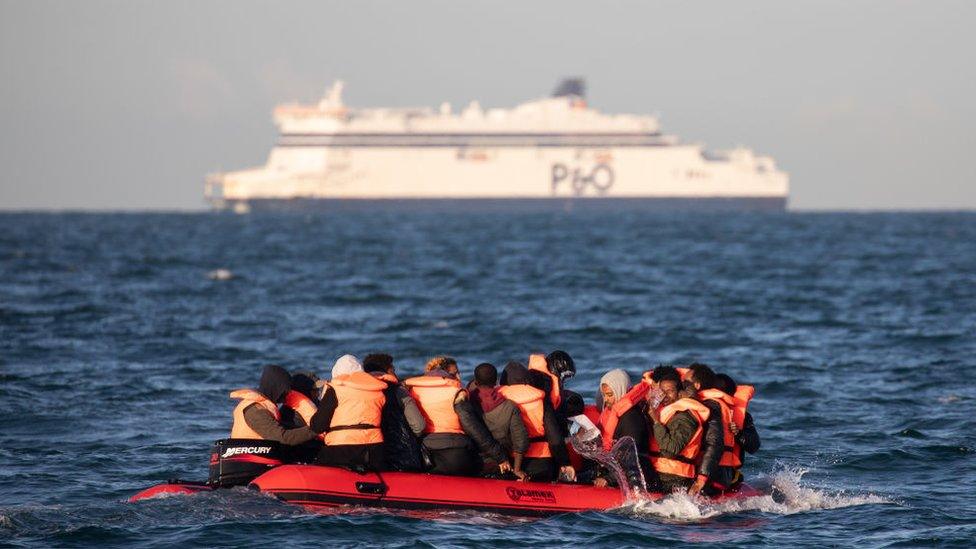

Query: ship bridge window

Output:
[701, 150, 729, 162]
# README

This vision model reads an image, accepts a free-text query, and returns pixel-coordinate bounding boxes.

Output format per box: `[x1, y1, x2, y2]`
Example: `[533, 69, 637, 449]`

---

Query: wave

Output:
[625, 465, 891, 522]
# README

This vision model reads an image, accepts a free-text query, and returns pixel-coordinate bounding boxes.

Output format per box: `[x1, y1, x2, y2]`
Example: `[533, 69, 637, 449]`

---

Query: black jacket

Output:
[541, 398, 570, 466]
[612, 403, 650, 456]
[593, 402, 650, 486]
[379, 382, 425, 471]
[698, 400, 725, 479]
[737, 412, 760, 456]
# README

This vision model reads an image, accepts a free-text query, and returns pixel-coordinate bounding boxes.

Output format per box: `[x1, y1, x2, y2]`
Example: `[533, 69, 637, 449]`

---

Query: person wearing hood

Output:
[309, 354, 388, 470]
[404, 360, 508, 476]
[469, 363, 528, 480]
[229, 365, 320, 446]
[362, 353, 426, 472]
[499, 361, 574, 482]
[280, 371, 320, 429]
[593, 368, 650, 488]
[686, 363, 738, 496]
[526, 351, 583, 437]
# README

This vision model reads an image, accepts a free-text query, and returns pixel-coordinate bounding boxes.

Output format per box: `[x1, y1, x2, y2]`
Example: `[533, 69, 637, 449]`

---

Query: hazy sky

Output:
[1, 0, 973, 210]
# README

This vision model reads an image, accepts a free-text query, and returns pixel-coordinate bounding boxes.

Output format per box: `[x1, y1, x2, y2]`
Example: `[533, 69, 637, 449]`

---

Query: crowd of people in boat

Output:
[229, 351, 759, 496]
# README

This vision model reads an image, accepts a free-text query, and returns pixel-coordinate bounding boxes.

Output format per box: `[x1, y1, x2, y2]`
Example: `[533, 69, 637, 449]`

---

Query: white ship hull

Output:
[206, 81, 788, 211]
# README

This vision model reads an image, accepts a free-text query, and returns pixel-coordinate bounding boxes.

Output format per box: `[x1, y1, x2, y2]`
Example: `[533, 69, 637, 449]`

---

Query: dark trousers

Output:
[428, 447, 480, 476]
[315, 443, 386, 471]
[522, 457, 556, 482]
[658, 472, 693, 494]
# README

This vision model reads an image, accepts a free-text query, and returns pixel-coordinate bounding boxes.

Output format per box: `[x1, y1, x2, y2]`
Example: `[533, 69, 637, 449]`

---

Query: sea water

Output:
[1, 211, 974, 547]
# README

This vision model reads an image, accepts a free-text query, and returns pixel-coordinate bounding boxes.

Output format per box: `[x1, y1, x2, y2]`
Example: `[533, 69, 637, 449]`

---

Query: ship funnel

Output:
[552, 78, 586, 99]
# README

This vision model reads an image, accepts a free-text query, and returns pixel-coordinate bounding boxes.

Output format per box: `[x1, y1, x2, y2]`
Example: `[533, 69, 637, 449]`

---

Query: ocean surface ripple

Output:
[1, 211, 974, 547]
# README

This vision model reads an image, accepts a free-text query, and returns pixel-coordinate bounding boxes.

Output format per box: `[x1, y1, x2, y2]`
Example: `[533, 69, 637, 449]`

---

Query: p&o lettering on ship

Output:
[551, 163, 615, 197]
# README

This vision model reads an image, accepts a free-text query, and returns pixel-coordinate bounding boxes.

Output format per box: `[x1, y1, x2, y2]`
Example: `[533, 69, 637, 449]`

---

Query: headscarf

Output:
[258, 364, 292, 404]
[596, 368, 630, 411]
[331, 354, 363, 380]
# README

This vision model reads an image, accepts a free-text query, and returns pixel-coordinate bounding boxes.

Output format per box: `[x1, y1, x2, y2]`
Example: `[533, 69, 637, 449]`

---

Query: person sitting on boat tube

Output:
[646, 366, 711, 493]
[362, 353, 427, 472]
[280, 370, 320, 429]
[592, 368, 651, 488]
[229, 364, 321, 446]
[499, 361, 575, 483]
[686, 363, 752, 496]
[526, 350, 582, 438]
[469, 362, 529, 481]
[425, 355, 461, 379]
[308, 354, 389, 471]
[687, 368, 759, 493]
[713, 373, 760, 487]
[278, 370, 325, 463]
[405, 358, 509, 476]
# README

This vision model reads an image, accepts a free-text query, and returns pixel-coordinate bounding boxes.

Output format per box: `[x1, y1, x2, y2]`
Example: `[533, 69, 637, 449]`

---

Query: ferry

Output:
[205, 79, 788, 212]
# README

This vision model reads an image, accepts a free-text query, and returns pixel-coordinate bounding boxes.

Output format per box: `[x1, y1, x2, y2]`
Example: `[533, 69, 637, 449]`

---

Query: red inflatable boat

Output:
[130, 464, 760, 517]
[129, 439, 760, 516]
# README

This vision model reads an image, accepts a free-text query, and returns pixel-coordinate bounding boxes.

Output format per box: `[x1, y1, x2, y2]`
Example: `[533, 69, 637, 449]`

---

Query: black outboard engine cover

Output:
[208, 439, 284, 487]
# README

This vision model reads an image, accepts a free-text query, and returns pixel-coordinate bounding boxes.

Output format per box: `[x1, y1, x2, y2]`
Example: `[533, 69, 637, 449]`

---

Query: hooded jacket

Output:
[281, 371, 319, 429]
[596, 369, 630, 411]
[236, 365, 318, 446]
[470, 385, 529, 457]
[331, 354, 363, 379]
[500, 362, 569, 466]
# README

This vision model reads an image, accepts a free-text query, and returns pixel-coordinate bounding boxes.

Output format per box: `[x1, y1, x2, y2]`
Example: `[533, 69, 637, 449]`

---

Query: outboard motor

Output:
[208, 439, 285, 487]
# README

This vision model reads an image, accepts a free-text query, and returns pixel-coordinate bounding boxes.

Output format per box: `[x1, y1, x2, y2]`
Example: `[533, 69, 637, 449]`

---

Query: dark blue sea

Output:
[1, 211, 974, 547]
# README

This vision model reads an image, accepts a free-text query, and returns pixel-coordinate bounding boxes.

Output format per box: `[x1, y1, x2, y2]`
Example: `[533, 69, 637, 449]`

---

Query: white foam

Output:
[207, 269, 234, 281]
[626, 465, 890, 521]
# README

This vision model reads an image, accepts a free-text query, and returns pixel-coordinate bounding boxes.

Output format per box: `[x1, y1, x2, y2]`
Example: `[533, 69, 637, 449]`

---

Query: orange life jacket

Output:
[528, 353, 561, 410]
[698, 386, 754, 468]
[229, 389, 281, 439]
[598, 381, 652, 451]
[649, 397, 711, 478]
[323, 371, 387, 446]
[282, 390, 318, 428]
[404, 375, 465, 435]
[498, 384, 550, 458]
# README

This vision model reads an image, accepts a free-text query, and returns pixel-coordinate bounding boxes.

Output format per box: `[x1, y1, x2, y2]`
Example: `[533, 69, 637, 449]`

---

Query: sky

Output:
[1, 0, 973, 211]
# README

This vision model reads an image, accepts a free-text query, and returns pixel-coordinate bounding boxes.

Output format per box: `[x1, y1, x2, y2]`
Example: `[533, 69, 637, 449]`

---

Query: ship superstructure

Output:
[205, 79, 788, 210]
